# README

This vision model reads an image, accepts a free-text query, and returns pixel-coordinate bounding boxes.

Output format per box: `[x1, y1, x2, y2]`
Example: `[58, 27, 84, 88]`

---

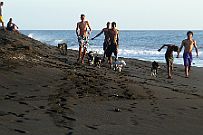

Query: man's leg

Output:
[114, 46, 118, 62]
[81, 47, 87, 64]
[108, 56, 112, 68]
[185, 66, 189, 78]
[167, 65, 172, 79]
[188, 57, 192, 73]
[2, 21, 4, 28]
[103, 42, 106, 60]
[188, 65, 191, 73]
[78, 46, 82, 62]
[0, 19, 5, 30]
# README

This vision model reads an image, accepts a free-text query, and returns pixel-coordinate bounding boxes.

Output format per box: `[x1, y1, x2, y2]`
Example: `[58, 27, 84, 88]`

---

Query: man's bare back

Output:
[109, 28, 119, 44]
[103, 28, 110, 40]
[91, 22, 110, 41]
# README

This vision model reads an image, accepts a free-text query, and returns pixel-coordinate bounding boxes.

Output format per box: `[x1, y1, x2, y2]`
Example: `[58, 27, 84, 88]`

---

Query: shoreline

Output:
[20, 30, 203, 68]
[0, 30, 203, 135]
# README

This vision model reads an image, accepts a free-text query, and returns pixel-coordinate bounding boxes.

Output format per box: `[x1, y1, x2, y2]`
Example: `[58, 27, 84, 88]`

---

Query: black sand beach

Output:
[0, 30, 203, 135]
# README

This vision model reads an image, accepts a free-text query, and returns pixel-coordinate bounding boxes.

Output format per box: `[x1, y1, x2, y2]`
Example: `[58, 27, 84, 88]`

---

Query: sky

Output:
[2, 0, 203, 30]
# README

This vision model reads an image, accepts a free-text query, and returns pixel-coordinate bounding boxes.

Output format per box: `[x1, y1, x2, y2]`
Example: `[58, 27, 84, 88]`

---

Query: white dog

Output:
[113, 60, 127, 72]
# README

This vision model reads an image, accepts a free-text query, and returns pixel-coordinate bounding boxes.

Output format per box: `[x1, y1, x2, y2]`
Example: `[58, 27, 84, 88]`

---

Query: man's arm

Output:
[86, 21, 92, 35]
[12, 23, 19, 29]
[158, 44, 171, 52]
[177, 41, 184, 58]
[117, 30, 119, 45]
[194, 40, 199, 57]
[76, 23, 79, 37]
[91, 29, 104, 40]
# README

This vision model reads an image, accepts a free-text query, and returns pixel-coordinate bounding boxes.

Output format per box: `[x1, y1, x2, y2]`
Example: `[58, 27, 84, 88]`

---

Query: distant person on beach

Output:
[106, 22, 119, 67]
[7, 18, 19, 33]
[76, 14, 92, 64]
[91, 22, 111, 61]
[158, 44, 179, 79]
[177, 31, 199, 78]
[0, 2, 5, 30]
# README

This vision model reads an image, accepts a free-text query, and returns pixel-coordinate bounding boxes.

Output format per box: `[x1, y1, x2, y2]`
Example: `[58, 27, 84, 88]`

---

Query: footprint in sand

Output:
[19, 101, 29, 106]
[130, 116, 139, 126]
[39, 106, 45, 109]
[66, 132, 73, 135]
[25, 95, 37, 99]
[14, 129, 28, 134]
[0, 85, 9, 90]
[0, 111, 8, 116]
[16, 120, 24, 123]
[85, 125, 98, 130]
[189, 107, 198, 110]
[8, 112, 25, 118]
[62, 116, 76, 121]
[10, 92, 18, 95]
[4, 95, 16, 100]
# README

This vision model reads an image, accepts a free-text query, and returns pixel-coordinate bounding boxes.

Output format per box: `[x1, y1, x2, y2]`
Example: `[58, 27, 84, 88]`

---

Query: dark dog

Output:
[151, 61, 160, 77]
[94, 55, 102, 68]
[87, 51, 94, 65]
[58, 43, 68, 55]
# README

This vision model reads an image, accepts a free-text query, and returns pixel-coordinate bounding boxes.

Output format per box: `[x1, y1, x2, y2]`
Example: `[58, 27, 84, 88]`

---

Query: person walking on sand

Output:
[91, 22, 111, 61]
[177, 31, 199, 78]
[106, 22, 119, 67]
[0, 2, 5, 30]
[76, 14, 92, 64]
[158, 44, 179, 79]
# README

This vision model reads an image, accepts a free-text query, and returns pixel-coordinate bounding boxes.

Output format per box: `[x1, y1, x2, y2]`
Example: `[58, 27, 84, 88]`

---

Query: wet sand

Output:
[0, 30, 203, 135]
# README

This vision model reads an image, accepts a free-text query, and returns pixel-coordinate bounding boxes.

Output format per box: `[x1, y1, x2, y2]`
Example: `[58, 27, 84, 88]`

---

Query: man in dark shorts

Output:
[177, 31, 199, 78]
[7, 18, 19, 33]
[91, 22, 111, 60]
[158, 44, 179, 79]
[76, 14, 92, 64]
[106, 22, 119, 67]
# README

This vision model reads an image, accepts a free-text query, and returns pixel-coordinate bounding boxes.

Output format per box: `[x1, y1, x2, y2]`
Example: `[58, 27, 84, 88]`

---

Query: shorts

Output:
[78, 36, 88, 48]
[0, 16, 3, 23]
[7, 26, 14, 31]
[165, 56, 174, 67]
[103, 40, 109, 51]
[106, 42, 118, 57]
[183, 52, 193, 66]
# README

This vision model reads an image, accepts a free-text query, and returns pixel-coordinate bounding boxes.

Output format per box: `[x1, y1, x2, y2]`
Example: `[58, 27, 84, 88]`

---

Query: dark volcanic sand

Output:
[0, 30, 203, 135]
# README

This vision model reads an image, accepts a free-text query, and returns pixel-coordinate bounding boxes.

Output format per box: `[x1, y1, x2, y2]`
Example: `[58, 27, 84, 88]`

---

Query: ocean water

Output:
[21, 30, 203, 67]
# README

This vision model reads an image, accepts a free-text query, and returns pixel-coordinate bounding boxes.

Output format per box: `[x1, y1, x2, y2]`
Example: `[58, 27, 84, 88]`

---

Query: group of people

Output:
[76, 14, 119, 66]
[1, 8, 200, 79]
[76, 14, 199, 79]
[0, 2, 19, 33]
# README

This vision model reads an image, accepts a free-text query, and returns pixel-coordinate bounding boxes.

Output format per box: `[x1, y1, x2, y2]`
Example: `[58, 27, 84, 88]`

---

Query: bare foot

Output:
[167, 76, 172, 79]
[185, 76, 189, 78]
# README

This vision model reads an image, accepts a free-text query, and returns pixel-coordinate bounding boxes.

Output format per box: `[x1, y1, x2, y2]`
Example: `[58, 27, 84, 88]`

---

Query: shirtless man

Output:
[106, 22, 119, 67]
[0, 2, 5, 30]
[177, 31, 199, 78]
[76, 14, 92, 64]
[91, 22, 111, 60]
